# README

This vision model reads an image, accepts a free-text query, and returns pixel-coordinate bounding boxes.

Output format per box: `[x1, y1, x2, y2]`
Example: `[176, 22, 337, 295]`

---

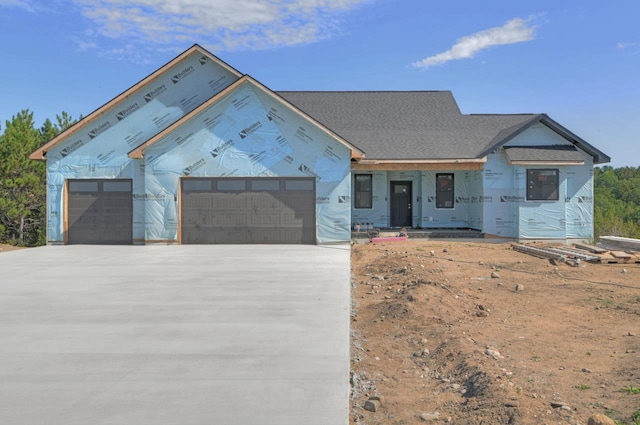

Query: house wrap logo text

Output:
[88, 121, 112, 139]
[116, 103, 140, 121]
[500, 195, 524, 202]
[210, 140, 234, 158]
[144, 85, 167, 102]
[172, 66, 194, 84]
[60, 139, 84, 157]
[183, 158, 206, 175]
[239, 121, 262, 139]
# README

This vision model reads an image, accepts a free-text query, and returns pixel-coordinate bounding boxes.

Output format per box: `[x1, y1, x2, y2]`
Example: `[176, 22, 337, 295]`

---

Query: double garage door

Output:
[181, 177, 316, 244]
[66, 177, 316, 244]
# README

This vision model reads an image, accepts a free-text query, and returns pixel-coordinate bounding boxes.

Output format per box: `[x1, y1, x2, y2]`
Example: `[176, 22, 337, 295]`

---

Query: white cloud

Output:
[74, 0, 371, 51]
[412, 18, 536, 69]
[617, 41, 638, 50]
[0, 0, 36, 12]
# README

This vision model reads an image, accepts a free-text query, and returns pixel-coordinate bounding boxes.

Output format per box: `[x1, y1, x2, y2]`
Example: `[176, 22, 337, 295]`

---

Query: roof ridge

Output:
[276, 90, 453, 94]
[468, 113, 539, 116]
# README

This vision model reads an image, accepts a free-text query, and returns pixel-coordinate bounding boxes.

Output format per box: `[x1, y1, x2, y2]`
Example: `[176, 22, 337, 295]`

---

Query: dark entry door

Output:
[390, 181, 412, 227]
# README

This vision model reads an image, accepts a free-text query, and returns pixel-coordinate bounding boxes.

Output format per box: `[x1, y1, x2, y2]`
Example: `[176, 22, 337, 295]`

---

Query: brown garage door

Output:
[67, 179, 133, 244]
[181, 177, 316, 244]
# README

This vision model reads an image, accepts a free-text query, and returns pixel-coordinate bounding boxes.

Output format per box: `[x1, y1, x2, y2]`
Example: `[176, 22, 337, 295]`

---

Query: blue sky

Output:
[1, 0, 638, 167]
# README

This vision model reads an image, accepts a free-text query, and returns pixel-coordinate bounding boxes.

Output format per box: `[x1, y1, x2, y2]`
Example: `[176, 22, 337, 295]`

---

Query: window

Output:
[355, 174, 372, 209]
[436, 173, 454, 209]
[217, 179, 246, 191]
[527, 169, 559, 201]
[68, 181, 98, 192]
[251, 179, 280, 191]
[182, 179, 212, 192]
[285, 179, 314, 191]
[103, 181, 132, 192]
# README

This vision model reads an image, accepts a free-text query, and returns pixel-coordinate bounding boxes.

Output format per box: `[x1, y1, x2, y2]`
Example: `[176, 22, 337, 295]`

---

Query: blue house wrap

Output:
[31, 44, 610, 244]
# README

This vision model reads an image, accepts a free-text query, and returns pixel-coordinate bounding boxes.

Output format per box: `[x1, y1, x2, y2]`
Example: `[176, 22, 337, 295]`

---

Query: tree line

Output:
[0, 110, 77, 246]
[0, 110, 638, 246]
[594, 166, 640, 239]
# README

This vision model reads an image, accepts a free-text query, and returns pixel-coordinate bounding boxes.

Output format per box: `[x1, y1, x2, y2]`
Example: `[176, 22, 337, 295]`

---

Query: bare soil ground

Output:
[0, 243, 24, 253]
[351, 240, 640, 425]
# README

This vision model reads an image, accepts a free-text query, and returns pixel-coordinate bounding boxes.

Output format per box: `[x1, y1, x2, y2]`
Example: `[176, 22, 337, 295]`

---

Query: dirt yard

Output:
[0, 243, 24, 253]
[351, 240, 640, 425]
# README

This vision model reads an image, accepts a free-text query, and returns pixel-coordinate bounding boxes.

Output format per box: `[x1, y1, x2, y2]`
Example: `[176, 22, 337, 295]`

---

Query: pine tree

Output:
[0, 110, 77, 246]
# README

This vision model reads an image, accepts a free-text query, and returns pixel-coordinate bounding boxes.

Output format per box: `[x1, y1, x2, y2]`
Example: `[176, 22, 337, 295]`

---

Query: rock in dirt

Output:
[485, 347, 504, 359]
[515, 284, 525, 291]
[587, 414, 616, 425]
[364, 399, 381, 412]
[419, 412, 440, 421]
[491, 271, 500, 279]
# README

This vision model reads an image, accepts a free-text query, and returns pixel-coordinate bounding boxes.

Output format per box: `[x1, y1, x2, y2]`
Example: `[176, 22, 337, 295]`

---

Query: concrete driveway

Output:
[0, 245, 351, 425]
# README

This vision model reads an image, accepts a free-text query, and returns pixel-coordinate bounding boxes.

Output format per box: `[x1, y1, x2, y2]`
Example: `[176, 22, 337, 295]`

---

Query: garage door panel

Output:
[67, 179, 133, 245]
[251, 196, 281, 209]
[69, 196, 98, 209]
[181, 177, 316, 244]
[215, 213, 249, 226]
[249, 213, 280, 226]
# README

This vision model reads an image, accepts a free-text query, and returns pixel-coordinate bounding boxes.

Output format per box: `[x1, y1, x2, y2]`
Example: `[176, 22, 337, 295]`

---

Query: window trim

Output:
[526, 168, 559, 201]
[436, 173, 455, 209]
[354, 174, 373, 209]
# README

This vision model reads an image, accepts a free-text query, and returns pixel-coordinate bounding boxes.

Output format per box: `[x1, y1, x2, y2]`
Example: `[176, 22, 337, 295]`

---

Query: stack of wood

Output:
[512, 237, 640, 264]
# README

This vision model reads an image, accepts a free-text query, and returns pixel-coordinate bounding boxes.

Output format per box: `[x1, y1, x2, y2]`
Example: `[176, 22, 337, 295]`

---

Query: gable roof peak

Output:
[30, 44, 243, 160]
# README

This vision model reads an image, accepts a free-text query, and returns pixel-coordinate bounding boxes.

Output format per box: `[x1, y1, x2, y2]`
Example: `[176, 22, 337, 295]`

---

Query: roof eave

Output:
[30, 44, 243, 161]
[476, 114, 544, 158]
[507, 160, 585, 166]
[128, 75, 365, 160]
[539, 116, 611, 164]
[128, 76, 248, 159]
[355, 158, 486, 165]
[478, 114, 611, 165]
[248, 77, 365, 160]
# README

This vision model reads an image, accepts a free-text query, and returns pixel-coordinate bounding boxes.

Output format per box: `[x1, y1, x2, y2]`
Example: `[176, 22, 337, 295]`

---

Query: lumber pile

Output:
[512, 241, 640, 265]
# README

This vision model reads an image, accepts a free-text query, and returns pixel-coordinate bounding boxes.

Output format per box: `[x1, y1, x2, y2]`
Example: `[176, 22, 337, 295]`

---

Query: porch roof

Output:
[503, 145, 586, 165]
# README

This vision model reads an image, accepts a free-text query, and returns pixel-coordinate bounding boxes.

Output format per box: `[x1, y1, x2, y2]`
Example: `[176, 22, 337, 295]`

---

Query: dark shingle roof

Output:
[278, 91, 535, 160]
[277, 91, 610, 164]
[503, 145, 586, 163]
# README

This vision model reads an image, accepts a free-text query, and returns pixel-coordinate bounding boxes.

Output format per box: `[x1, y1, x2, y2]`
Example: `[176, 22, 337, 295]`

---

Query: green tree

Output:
[594, 165, 640, 240]
[0, 110, 77, 246]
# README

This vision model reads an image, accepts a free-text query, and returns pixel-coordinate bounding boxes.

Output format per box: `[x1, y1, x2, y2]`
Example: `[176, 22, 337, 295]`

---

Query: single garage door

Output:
[67, 179, 133, 244]
[181, 177, 316, 244]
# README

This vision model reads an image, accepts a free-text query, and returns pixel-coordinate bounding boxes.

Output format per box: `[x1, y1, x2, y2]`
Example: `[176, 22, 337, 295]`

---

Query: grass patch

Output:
[622, 385, 640, 394]
[575, 384, 591, 390]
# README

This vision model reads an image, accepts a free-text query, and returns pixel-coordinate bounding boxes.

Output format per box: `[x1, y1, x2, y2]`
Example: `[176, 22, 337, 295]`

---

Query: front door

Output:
[390, 181, 412, 227]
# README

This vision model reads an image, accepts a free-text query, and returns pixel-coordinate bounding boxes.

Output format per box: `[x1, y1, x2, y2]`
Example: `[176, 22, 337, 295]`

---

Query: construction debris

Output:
[511, 243, 640, 265]
[599, 236, 640, 251]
